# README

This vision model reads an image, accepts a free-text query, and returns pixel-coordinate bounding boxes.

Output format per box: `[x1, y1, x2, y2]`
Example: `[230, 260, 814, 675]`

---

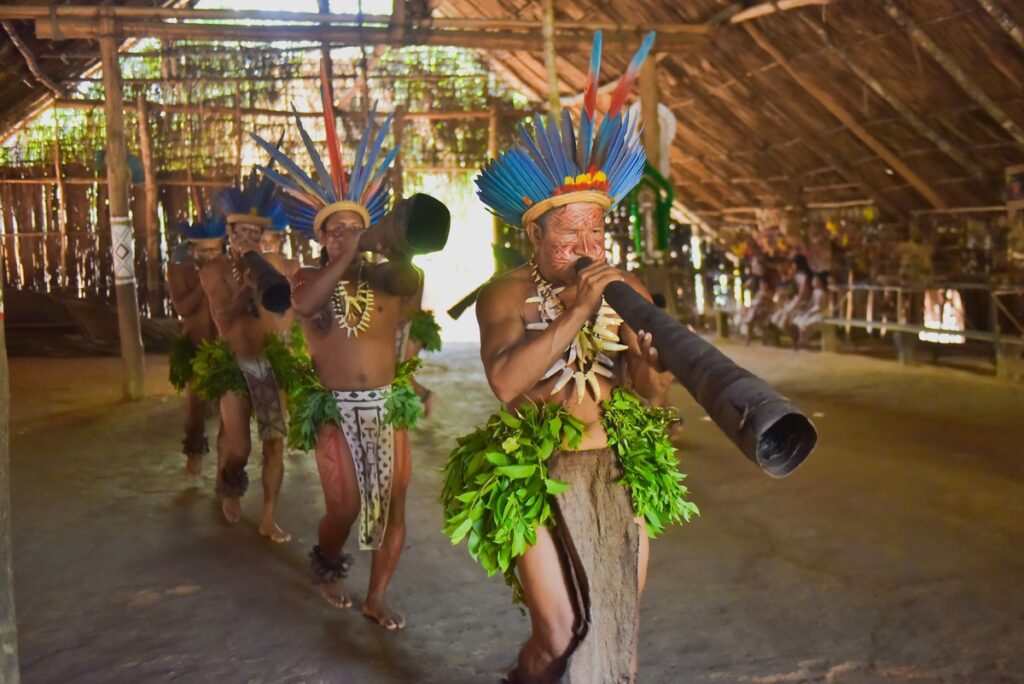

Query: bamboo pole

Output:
[233, 85, 243, 182]
[542, 0, 560, 114]
[32, 17, 706, 50]
[136, 94, 163, 318]
[99, 32, 146, 400]
[52, 135, 68, 288]
[392, 105, 405, 202]
[799, 15, 989, 186]
[488, 102, 501, 266]
[51, 98, 502, 121]
[745, 24, 947, 210]
[974, 0, 1024, 54]
[727, 0, 833, 25]
[0, 274, 18, 684]
[639, 57, 661, 171]
[881, 0, 1024, 147]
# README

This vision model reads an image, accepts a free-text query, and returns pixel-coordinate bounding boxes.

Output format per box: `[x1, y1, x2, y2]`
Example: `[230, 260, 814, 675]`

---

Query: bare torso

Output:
[198, 257, 280, 357]
[295, 264, 410, 391]
[480, 264, 653, 450]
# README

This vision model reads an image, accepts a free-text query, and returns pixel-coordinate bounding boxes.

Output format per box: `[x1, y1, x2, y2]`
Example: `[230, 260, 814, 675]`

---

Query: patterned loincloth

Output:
[237, 356, 287, 441]
[333, 386, 395, 550]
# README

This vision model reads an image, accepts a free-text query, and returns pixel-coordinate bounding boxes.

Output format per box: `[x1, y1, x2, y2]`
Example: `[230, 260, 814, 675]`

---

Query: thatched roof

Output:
[2, 0, 1023, 227]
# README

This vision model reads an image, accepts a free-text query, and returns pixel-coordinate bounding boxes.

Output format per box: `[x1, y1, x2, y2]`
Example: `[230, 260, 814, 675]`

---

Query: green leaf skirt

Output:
[440, 387, 699, 603]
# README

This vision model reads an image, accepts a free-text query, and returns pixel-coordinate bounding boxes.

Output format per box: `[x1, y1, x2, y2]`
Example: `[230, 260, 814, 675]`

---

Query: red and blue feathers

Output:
[476, 31, 654, 228]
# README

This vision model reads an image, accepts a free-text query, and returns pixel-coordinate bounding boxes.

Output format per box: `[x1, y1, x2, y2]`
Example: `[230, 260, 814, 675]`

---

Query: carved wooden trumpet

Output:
[577, 257, 816, 477]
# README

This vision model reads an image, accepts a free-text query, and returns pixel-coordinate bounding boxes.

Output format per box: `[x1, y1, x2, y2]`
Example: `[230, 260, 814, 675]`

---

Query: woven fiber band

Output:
[314, 201, 371, 235]
[226, 213, 272, 228]
[521, 190, 612, 228]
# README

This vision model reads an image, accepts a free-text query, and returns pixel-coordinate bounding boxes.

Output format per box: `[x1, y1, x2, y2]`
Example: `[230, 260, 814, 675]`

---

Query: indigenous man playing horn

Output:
[252, 79, 429, 630]
[442, 32, 697, 683]
[191, 170, 296, 543]
[167, 217, 221, 475]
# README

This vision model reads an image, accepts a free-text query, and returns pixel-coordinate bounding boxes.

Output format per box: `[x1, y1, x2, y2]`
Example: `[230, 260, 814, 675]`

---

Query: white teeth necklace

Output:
[525, 260, 626, 403]
[330, 262, 374, 337]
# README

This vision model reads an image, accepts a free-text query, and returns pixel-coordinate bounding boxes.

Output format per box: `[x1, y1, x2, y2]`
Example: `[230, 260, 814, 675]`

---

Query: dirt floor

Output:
[7, 341, 1024, 683]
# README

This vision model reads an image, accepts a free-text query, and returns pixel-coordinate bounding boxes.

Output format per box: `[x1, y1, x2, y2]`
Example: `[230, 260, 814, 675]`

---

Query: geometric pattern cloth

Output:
[332, 386, 394, 551]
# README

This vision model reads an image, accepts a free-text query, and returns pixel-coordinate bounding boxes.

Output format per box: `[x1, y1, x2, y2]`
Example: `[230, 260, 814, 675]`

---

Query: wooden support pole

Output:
[100, 32, 146, 400]
[392, 105, 405, 202]
[52, 133, 69, 288]
[881, 0, 1024, 147]
[136, 94, 162, 318]
[542, 0, 560, 114]
[799, 15, 989, 186]
[488, 102, 502, 266]
[974, 0, 1024, 55]
[0, 278, 18, 684]
[639, 57, 661, 171]
[233, 85, 243, 181]
[745, 24, 947, 210]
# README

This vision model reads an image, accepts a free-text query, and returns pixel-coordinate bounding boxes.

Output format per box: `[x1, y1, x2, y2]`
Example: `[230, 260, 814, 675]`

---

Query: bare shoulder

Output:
[477, 265, 532, 315]
[291, 264, 320, 286]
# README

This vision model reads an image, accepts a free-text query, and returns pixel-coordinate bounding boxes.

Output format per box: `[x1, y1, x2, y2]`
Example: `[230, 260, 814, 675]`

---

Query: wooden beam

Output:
[639, 57, 661, 170]
[974, 0, 1024, 53]
[727, 0, 833, 25]
[881, 0, 1024, 147]
[32, 17, 706, 51]
[99, 33, 146, 401]
[51, 98, 506, 121]
[1, 20, 67, 99]
[1, 5, 709, 35]
[744, 23, 948, 209]
[136, 94, 163, 318]
[707, 56, 908, 219]
[799, 15, 990, 185]
[542, 0, 560, 113]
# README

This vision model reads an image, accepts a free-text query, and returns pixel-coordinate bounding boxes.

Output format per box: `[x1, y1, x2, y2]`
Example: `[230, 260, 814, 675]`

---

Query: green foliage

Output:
[408, 309, 443, 352]
[191, 339, 247, 401]
[262, 332, 307, 394]
[385, 357, 424, 431]
[440, 403, 585, 603]
[600, 389, 700, 537]
[168, 334, 198, 392]
[287, 371, 341, 452]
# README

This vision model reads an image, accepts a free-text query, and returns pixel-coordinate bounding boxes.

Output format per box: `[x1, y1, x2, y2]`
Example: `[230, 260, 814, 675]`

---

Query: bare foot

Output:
[320, 579, 357, 609]
[221, 497, 241, 524]
[362, 595, 406, 630]
[258, 520, 291, 543]
[185, 456, 202, 476]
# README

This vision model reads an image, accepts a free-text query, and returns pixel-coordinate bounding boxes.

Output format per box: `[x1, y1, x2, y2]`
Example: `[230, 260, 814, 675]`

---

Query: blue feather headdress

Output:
[216, 136, 289, 231]
[476, 31, 655, 228]
[250, 58, 399, 239]
[179, 211, 226, 242]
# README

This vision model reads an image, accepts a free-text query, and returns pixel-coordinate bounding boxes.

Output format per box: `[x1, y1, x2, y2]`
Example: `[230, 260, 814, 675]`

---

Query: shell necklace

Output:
[330, 262, 374, 337]
[525, 260, 626, 403]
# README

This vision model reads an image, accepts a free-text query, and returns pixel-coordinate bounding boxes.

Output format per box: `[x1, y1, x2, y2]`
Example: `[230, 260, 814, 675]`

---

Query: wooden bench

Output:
[821, 317, 1024, 381]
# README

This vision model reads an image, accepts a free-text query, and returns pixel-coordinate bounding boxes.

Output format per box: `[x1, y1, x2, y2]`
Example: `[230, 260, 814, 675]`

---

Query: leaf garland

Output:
[600, 388, 699, 537]
[408, 309, 443, 352]
[191, 339, 247, 401]
[440, 402, 584, 603]
[384, 357, 425, 431]
[441, 388, 698, 604]
[168, 334, 199, 392]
